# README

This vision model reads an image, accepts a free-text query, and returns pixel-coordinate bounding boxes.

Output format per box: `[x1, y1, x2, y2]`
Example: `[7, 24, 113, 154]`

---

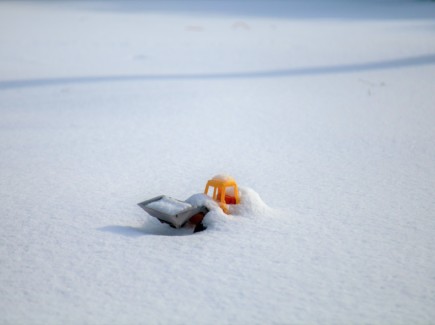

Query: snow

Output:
[146, 196, 192, 215]
[186, 193, 219, 211]
[212, 174, 235, 182]
[230, 187, 272, 218]
[1, 0, 435, 324]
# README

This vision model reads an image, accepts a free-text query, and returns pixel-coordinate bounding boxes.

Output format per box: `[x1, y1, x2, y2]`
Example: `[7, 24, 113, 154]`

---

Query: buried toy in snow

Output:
[137, 175, 240, 233]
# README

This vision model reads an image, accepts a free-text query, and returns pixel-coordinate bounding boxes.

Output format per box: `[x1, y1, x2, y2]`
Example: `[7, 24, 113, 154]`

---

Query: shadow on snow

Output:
[98, 224, 196, 237]
[1, 54, 435, 90]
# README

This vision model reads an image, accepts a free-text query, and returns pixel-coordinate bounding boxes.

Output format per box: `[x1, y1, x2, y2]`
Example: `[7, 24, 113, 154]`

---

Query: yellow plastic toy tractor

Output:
[138, 175, 240, 232]
[204, 175, 240, 214]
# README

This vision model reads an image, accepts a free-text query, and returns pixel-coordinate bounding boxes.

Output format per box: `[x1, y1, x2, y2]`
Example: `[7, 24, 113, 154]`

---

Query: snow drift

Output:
[1, 0, 435, 324]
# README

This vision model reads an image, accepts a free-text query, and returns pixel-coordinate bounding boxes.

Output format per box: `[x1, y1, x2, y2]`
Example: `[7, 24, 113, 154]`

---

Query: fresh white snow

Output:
[146, 196, 192, 215]
[212, 174, 235, 182]
[1, 0, 435, 324]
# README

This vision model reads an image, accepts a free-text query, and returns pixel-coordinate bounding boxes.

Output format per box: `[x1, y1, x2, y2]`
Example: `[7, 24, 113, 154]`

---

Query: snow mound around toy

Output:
[185, 193, 219, 211]
[185, 186, 273, 231]
[230, 186, 272, 218]
[186, 186, 270, 217]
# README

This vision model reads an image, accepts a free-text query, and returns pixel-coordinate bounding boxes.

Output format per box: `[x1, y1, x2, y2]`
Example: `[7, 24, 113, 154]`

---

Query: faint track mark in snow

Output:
[185, 25, 204, 32]
[232, 21, 250, 30]
[1, 54, 434, 89]
[132, 54, 149, 61]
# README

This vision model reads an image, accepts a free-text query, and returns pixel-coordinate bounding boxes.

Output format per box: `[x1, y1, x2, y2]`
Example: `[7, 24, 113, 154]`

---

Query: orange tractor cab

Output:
[204, 176, 240, 213]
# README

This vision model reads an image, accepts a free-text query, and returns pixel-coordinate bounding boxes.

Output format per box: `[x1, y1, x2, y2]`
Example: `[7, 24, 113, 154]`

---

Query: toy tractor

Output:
[138, 175, 240, 232]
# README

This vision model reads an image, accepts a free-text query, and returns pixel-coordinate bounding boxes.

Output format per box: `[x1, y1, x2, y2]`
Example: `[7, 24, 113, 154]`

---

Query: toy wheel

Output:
[193, 222, 207, 233]
[189, 212, 205, 225]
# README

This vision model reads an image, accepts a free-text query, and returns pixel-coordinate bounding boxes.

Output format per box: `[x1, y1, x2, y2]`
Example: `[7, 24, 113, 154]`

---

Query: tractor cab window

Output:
[222, 186, 237, 204]
[207, 185, 237, 205]
[204, 178, 240, 207]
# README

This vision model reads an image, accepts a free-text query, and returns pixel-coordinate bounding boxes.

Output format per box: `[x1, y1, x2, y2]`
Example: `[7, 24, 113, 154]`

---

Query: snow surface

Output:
[146, 196, 192, 215]
[1, 0, 435, 324]
[212, 174, 235, 182]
